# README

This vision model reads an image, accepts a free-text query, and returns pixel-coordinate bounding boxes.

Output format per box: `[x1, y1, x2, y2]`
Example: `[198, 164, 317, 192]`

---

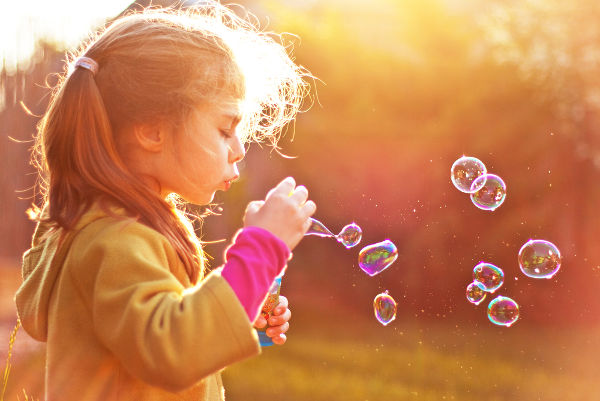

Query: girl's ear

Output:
[133, 122, 167, 153]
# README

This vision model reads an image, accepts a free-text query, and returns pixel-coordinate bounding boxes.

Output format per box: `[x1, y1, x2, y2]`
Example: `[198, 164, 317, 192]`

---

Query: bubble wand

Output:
[305, 218, 363, 249]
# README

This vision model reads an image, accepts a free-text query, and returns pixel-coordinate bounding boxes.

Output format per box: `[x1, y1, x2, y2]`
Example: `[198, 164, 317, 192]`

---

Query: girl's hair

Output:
[31, 2, 311, 284]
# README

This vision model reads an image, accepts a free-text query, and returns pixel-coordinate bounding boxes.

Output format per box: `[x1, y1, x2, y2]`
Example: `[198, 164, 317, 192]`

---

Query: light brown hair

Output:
[31, 3, 311, 283]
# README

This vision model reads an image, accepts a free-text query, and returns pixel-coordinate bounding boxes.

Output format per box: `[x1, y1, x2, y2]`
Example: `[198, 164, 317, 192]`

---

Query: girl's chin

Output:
[171, 191, 215, 206]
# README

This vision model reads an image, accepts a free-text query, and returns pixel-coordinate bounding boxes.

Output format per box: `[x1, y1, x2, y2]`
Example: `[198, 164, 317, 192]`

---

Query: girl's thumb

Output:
[245, 200, 265, 215]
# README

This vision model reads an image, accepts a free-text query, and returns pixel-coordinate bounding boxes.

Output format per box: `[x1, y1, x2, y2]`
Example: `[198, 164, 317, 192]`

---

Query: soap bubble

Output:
[470, 174, 507, 211]
[473, 262, 504, 293]
[487, 296, 519, 327]
[518, 239, 562, 279]
[306, 218, 335, 237]
[373, 291, 397, 326]
[466, 281, 487, 305]
[451, 156, 487, 193]
[337, 223, 362, 248]
[358, 240, 398, 276]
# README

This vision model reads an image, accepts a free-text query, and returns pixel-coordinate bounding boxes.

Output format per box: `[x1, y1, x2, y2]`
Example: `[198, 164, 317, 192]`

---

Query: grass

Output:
[1, 320, 20, 401]
[223, 309, 600, 401]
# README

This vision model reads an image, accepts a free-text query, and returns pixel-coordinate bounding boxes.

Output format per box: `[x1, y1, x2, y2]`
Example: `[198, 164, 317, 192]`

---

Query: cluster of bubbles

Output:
[451, 155, 563, 327]
[306, 218, 399, 326]
[451, 156, 507, 211]
[465, 261, 518, 327]
[465, 239, 561, 327]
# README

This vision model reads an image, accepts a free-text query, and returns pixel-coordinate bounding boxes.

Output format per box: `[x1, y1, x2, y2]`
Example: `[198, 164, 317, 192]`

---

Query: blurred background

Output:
[2, 0, 600, 400]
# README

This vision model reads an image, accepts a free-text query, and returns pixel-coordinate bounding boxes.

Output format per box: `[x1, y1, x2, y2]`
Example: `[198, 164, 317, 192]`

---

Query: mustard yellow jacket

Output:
[15, 206, 261, 401]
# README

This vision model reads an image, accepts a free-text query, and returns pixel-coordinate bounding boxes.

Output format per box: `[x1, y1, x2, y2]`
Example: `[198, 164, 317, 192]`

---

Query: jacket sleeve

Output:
[72, 220, 260, 392]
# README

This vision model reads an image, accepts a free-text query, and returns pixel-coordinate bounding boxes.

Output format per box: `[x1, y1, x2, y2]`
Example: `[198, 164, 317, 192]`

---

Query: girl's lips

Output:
[224, 175, 239, 191]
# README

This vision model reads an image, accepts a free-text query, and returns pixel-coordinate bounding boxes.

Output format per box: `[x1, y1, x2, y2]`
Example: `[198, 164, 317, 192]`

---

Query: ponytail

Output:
[36, 61, 203, 284]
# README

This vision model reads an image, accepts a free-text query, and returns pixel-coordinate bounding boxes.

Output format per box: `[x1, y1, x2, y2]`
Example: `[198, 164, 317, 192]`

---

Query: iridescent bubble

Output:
[306, 218, 335, 237]
[466, 281, 487, 305]
[373, 290, 397, 326]
[451, 156, 487, 193]
[473, 262, 504, 293]
[470, 174, 507, 211]
[358, 240, 398, 276]
[518, 239, 562, 279]
[336, 223, 362, 248]
[487, 296, 519, 327]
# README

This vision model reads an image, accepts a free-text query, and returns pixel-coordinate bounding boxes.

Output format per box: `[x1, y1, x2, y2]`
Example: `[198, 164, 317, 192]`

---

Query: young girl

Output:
[14, 3, 315, 400]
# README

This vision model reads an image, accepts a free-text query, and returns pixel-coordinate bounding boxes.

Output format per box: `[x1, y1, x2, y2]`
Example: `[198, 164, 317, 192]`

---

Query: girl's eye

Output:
[220, 130, 232, 139]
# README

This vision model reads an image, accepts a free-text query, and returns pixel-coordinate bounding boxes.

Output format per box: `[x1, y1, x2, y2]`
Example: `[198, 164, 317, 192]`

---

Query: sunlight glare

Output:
[1, 0, 132, 72]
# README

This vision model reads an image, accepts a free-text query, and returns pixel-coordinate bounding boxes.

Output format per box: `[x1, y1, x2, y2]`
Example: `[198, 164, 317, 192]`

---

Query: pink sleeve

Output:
[220, 226, 291, 322]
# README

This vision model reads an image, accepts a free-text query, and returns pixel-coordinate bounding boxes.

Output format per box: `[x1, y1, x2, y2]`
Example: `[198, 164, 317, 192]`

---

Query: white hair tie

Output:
[74, 57, 99, 76]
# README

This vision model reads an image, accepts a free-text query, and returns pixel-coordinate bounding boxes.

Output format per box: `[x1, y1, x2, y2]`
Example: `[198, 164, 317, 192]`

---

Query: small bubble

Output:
[473, 262, 504, 293]
[487, 296, 519, 327]
[470, 174, 507, 211]
[336, 223, 362, 248]
[466, 281, 487, 305]
[451, 156, 487, 193]
[373, 291, 397, 326]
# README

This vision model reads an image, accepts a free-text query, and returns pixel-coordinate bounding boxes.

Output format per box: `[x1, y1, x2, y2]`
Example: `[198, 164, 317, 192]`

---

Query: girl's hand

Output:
[243, 177, 316, 250]
[254, 295, 291, 345]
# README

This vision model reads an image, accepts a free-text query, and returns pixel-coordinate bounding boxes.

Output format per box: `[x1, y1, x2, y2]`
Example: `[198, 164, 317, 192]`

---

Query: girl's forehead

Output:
[197, 97, 243, 119]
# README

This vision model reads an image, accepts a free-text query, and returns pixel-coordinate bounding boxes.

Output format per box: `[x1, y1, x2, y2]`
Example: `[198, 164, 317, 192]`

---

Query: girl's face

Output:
[160, 99, 245, 204]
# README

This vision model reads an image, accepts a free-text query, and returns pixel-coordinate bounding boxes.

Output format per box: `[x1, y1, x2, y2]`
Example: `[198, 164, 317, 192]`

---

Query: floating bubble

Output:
[336, 223, 362, 248]
[518, 239, 562, 279]
[487, 296, 519, 327]
[473, 262, 504, 293]
[358, 240, 398, 276]
[470, 174, 507, 211]
[466, 281, 487, 305]
[451, 156, 487, 193]
[373, 290, 397, 326]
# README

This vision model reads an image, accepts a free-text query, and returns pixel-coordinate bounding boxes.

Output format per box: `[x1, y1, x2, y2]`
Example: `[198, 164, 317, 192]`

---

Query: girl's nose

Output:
[229, 136, 245, 163]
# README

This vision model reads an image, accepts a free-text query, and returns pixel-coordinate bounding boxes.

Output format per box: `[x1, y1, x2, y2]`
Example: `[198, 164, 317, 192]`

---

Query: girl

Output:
[14, 2, 315, 401]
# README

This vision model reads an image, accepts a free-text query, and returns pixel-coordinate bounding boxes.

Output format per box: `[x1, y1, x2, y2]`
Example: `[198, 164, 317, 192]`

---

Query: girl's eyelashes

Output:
[220, 129, 233, 139]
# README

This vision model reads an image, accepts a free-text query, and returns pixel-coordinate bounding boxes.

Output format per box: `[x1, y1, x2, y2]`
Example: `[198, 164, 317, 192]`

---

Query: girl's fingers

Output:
[267, 177, 296, 199]
[273, 295, 288, 314]
[288, 185, 309, 205]
[268, 307, 291, 326]
[253, 314, 267, 328]
[272, 333, 287, 345]
[266, 322, 289, 337]
[245, 200, 264, 215]
[301, 200, 317, 218]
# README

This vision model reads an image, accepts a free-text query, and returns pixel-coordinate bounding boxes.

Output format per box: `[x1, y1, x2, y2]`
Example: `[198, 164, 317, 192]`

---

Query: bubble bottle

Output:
[256, 274, 283, 347]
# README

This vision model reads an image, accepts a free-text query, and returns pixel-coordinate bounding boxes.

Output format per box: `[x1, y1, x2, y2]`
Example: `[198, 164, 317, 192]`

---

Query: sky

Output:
[0, 0, 133, 72]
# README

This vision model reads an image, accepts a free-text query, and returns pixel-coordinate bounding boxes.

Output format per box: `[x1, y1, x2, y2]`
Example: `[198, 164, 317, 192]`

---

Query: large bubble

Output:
[358, 240, 398, 276]
[518, 239, 562, 279]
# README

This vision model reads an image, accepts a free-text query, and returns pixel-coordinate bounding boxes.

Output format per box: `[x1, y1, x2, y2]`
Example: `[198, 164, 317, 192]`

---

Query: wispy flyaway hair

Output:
[31, 1, 311, 283]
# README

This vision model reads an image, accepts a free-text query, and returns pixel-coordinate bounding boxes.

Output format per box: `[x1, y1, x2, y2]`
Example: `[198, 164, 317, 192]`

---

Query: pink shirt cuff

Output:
[220, 226, 291, 321]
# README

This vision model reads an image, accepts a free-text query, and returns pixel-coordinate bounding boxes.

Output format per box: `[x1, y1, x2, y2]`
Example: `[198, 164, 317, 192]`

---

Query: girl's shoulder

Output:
[67, 203, 193, 286]
[71, 203, 178, 266]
